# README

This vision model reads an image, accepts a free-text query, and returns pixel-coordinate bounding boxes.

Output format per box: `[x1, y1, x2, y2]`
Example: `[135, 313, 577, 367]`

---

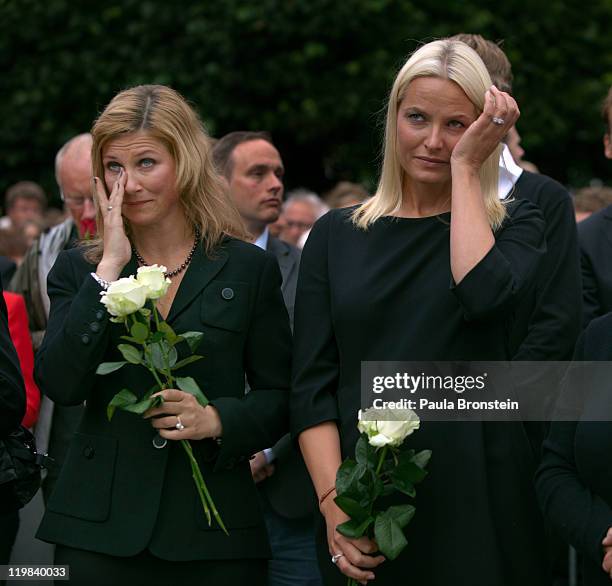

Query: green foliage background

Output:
[1, 0, 611, 205]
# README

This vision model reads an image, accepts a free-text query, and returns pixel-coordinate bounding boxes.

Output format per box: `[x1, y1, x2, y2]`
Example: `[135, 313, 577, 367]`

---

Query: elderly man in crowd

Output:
[10, 132, 94, 501]
[212, 131, 321, 586]
[279, 189, 328, 248]
[578, 86, 612, 327]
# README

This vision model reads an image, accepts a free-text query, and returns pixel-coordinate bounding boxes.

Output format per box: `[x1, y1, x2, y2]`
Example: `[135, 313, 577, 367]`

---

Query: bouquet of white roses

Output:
[334, 408, 430, 585]
[96, 265, 227, 534]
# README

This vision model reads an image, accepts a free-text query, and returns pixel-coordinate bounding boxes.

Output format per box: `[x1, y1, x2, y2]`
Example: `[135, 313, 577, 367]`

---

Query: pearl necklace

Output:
[132, 228, 201, 278]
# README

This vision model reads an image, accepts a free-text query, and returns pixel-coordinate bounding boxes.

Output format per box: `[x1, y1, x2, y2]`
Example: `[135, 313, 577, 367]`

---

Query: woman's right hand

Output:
[320, 497, 385, 585]
[93, 169, 132, 280]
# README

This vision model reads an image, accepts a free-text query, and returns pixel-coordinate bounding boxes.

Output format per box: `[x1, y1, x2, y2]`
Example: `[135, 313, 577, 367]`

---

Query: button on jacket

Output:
[35, 238, 292, 561]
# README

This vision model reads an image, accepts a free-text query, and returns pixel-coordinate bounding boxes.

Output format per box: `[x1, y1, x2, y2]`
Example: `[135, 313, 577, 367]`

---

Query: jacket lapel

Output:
[166, 245, 228, 324]
[267, 237, 293, 293]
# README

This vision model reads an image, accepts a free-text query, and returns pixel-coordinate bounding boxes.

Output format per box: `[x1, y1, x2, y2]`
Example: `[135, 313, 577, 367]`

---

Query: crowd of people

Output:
[0, 33, 612, 586]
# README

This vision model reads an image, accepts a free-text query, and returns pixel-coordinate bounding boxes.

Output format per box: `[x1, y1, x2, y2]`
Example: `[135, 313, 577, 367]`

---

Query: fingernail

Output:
[93, 177, 98, 185]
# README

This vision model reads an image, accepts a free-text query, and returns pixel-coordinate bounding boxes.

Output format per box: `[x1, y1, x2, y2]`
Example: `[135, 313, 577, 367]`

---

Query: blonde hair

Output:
[353, 39, 506, 231]
[85, 84, 247, 262]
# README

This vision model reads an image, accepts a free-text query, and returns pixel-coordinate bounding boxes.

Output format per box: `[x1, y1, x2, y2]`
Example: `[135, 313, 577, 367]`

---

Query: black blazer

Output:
[536, 314, 612, 585]
[35, 239, 292, 561]
[579, 204, 612, 328]
[508, 171, 581, 361]
[0, 279, 26, 436]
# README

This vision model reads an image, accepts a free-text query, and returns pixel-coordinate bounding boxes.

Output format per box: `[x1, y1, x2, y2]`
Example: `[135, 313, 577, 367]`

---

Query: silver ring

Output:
[175, 416, 185, 431]
[492, 117, 505, 126]
[107, 205, 113, 211]
[331, 553, 344, 564]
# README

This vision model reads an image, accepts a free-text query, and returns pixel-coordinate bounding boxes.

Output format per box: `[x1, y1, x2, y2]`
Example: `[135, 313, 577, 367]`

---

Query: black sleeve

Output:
[212, 253, 292, 470]
[535, 332, 612, 566]
[34, 250, 111, 406]
[513, 185, 581, 360]
[290, 212, 340, 438]
[579, 217, 605, 329]
[451, 199, 546, 321]
[0, 281, 26, 435]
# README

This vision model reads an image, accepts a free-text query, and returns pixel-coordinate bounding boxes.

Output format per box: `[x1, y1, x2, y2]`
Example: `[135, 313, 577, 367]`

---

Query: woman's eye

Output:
[140, 158, 154, 168]
[107, 162, 122, 173]
[406, 112, 425, 122]
[448, 120, 465, 129]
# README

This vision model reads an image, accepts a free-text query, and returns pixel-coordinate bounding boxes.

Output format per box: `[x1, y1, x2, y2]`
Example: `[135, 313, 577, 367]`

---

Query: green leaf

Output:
[107, 389, 137, 421]
[171, 355, 204, 370]
[412, 449, 432, 470]
[336, 516, 374, 539]
[181, 331, 204, 352]
[354, 435, 377, 469]
[139, 308, 151, 317]
[386, 504, 415, 529]
[96, 361, 128, 376]
[167, 344, 178, 367]
[120, 335, 140, 343]
[158, 321, 178, 343]
[393, 461, 428, 485]
[374, 512, 408, 561]
[336, 460, 366, 496]
[389, 473, 415, 497]
[176, 376, 209, 407]
[334, 495, 370, 522]
[130, 321, 149, 343]
[149, 342, 168, 371]
[151, 331, 164, 343]
[117, 344, 142, 364]
[122, 394, 163, 415]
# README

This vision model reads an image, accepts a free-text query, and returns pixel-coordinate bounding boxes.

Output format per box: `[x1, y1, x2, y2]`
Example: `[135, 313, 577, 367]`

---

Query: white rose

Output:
[100, 276, 148, 317]
[136, 265, 171, 300]
[358, 408, 420, 448]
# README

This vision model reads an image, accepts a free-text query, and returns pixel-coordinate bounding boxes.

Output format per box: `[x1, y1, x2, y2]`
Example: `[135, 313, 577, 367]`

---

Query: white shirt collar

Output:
[253, 227, 270, 250]
[498, 144, 524, 200]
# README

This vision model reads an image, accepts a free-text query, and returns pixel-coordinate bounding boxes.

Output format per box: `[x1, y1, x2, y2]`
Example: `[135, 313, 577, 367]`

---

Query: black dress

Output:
[536, 314, 612, 586]
[291, 201, 550, 586]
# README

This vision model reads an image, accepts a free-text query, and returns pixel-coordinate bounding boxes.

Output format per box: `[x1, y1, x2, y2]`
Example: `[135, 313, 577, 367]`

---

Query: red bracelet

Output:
[318, 485, 336, 506]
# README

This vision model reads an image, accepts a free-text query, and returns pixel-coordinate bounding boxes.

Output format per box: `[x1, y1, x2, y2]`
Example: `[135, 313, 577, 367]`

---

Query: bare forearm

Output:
[450, 165, 494, 284]
[298, 421, 342, 501]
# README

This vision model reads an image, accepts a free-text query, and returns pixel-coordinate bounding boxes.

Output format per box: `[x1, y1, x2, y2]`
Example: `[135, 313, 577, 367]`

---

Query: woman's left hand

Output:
[451, 85, 520, 173]
[601, 527, 612, 577]
[143, 388, 222, 441]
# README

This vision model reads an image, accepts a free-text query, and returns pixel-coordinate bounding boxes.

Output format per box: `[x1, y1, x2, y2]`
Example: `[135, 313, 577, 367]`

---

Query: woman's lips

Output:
[415, 156, 448, 165]
[124, 200, 152, 206]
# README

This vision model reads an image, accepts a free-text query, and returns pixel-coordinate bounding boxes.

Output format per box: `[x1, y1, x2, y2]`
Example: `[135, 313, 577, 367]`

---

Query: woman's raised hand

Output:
[320, 497, 385, 585]
[451, 85, 520, 173]
[94, 169, 132, 280]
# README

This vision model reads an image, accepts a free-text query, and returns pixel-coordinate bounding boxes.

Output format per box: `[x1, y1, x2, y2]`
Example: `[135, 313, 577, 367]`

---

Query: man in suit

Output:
[578, 85, 612, 328]
[213, 132, 321, 586]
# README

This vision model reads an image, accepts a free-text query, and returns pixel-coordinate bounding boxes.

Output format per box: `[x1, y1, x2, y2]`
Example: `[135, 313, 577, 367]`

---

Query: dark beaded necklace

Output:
[132, 228, 201, 278]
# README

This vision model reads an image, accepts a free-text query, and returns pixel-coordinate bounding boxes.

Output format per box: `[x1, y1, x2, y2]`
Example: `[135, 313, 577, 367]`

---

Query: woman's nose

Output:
[424, 125, 443, 150]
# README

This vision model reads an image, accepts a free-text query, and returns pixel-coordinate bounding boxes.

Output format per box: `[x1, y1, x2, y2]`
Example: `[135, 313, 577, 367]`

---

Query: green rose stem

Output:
[181, 439, 228, 535]
[152, 306, 226, 534]
[345, 445, 389, 586]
